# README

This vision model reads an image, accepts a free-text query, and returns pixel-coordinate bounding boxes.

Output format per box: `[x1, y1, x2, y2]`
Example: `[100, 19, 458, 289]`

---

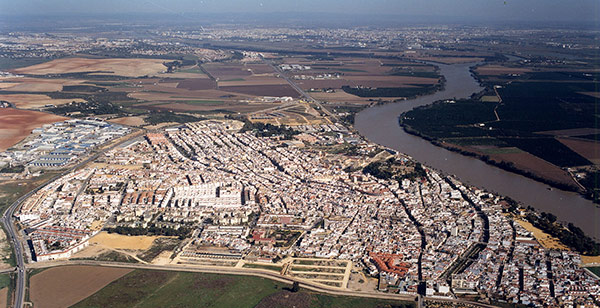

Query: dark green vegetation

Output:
[0, 164, 25, 173]
[499, 138, 590, 168]
[342, 84, 441, 98]
[240, 121, 299, 140]
[363, 158, 427, 182]
[72, 251, 139, 263]
[241, 263, 282, 271]
[403, 73, 599, 154]
[105, 225, 191, 240]
[507, 206, 600, 256]
[270, 230, 302, 248]
[137, 238, 181, 262]
[579, 171, 600, 203]
[0, 171, 59, 214]
[62, 85, 107, 93]
[71, 270, 414, 308]
[0, 273, 11, 290]
[402, 100, 498, 139]
[588, 267, 600, 277]
[145, 111, 203, 125]
[0, 57, 49, 70]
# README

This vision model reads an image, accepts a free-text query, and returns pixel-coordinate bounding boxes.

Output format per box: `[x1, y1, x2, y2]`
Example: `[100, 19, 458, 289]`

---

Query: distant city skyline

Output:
[1, 0, 598, 24]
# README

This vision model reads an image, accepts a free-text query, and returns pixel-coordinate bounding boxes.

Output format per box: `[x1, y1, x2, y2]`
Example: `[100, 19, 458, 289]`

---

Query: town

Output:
[14, 119, 599, 307]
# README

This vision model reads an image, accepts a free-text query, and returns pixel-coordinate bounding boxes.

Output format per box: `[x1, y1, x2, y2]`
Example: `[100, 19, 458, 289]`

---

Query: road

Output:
[0, 128, 144, 308]
[263, 58, 338, 121]
[28, 259, 500, 308]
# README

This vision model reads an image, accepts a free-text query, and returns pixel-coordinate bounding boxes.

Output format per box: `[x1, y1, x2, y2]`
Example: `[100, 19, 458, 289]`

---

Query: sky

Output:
[1, 0, 598, 24]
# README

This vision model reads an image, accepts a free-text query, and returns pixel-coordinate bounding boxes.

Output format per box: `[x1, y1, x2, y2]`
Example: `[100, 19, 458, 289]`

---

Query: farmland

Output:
[29, 266, 132, 308]
[0, 108, 67, 151]
[71, 269, 414, 308]
[12, 58, 168, 77]
[402, 66, 600, 195]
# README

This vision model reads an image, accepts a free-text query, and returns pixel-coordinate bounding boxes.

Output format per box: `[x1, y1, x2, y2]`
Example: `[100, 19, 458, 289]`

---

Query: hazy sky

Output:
[1, 0, 599, 23]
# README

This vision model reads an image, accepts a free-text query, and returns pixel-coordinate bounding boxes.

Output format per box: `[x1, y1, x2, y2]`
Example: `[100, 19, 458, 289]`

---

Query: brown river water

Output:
[354, 62, 600, 239]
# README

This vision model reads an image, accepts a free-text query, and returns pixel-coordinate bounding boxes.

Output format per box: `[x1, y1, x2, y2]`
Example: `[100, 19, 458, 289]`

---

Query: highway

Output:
[263, 58, 339, 121]
[2, 198, 26, 308]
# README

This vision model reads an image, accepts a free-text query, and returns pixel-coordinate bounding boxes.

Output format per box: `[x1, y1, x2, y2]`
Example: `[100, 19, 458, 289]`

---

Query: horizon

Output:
[0, 0, 599, 25]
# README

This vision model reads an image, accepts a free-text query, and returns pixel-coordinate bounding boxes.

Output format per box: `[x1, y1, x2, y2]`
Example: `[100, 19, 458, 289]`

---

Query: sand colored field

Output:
[0, 82, 20, 89]
[158, 72, 209, 79]
[30, 266, 132, 308]
[88, 162, 144, 170]
[515, 219, 569, 250]
[108, 116, 147, 126]
[4, 82, 62, 92]
[90, 231, 160, 250]
[13, 58, 167, 77]
[0, 94, 85, 109]
[0, 108, 68, 151]
[0, 77, 87, 92]
[581, 255, 600, 265]
[0, 288, 6, 308]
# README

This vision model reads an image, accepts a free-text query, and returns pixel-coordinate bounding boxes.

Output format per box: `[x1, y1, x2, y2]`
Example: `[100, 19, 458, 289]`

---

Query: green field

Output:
[588, 267, 600, 277]
[0, 274, 10, 290]
[241, 263, 282, 271]
[178, 67, 206, 74]
[71, 270, 414, 308]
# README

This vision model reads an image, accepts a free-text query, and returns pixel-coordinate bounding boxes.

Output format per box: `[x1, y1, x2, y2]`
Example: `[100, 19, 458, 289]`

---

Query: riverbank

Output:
[400, 122, 583, 194]
[354, 62, 600, 239]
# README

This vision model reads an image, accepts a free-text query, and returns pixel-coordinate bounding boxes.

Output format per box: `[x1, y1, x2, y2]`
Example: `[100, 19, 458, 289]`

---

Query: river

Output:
[354, 62, 600, 239]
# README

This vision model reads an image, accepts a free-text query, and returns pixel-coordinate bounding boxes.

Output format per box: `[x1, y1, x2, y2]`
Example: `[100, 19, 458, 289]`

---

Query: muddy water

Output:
[354, 62, 600, 239]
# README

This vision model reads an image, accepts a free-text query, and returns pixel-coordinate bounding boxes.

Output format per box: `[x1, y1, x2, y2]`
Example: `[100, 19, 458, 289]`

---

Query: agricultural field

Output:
[12, 58, 168, 77]
[29, 266, 132, 308]
[402, 65, 600, 195]
[0, 93, 86, 109]
[280, 57, 442, 105]
[70, 269, 414, 308]
[0, 108, 67, 151]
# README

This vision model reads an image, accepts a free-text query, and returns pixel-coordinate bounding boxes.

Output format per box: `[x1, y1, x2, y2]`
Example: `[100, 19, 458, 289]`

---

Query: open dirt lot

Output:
[514, 218, 569, 250]
[0, 108, 67, 151]
[581, 255, 600, 265]
[0, 94, 85, 109]
[12, 58, 167, 77]
[108, 116, 147, 127]
[90, 232, 161, 250]
[30, 265, 132, 308]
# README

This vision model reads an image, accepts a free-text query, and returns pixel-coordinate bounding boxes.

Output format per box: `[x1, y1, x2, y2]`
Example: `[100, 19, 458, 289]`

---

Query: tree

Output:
[291, 281, 300, 293]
